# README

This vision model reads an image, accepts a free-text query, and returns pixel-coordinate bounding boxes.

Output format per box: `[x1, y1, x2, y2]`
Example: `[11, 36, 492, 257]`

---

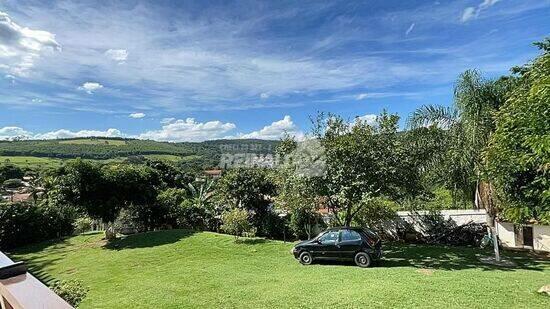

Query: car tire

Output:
[354, 252, 372, 268]
[299, 251, 313, 265]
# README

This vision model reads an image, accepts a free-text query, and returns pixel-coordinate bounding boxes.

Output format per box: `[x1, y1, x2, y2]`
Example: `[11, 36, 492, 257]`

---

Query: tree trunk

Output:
[476, 181, 500, 261]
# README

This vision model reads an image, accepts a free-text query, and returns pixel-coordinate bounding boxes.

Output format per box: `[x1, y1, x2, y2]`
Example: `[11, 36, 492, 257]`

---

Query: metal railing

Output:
[0, 251, 73, 309]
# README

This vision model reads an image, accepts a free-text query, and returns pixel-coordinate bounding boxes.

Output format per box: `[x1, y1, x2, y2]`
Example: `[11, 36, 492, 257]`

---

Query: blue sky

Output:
[0, 0, 549, 141]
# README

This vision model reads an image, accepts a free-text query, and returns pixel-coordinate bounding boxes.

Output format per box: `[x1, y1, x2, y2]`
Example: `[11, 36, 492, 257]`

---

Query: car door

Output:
[312, 231, 340, 259]
[338, 229, 363, 259]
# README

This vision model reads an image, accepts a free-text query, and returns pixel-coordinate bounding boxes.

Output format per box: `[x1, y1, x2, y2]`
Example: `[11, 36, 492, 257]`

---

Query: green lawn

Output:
[0, 156, 64, 169]
[10, 230, 550, 308]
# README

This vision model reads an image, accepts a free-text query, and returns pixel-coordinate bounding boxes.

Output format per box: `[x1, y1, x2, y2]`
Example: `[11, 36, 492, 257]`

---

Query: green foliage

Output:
[221, 208, 254, 239]
[487, 40, 550, 224]
[313, 111, 425, 226]
[352, 197, 398, 230]
[0, 164, 24, 182]
[0, 202, 75, 249]
[2, 178, 23, 188]
[51, 279, 89, 307]
[73, 217, 93, 234]
[215, 168, 277, 236]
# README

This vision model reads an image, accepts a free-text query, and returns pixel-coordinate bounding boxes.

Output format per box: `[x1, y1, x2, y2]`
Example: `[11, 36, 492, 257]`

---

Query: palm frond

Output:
[407, 104, 459, 129]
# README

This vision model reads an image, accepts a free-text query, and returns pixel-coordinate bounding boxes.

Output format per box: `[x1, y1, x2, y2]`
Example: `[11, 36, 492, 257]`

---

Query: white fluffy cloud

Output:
[237, 115, 304, 140]
[35, 128, 124, 140]
[139, 118, 236, 142]
[0, 11, 60, 76]
[0, 126, 123, 140]
[78, 82, 103, 94]
[129, 112, 145, 119]
[462, 0, 501, 22]
[0, 126, 32, 140]
[105, 49, 128, 63]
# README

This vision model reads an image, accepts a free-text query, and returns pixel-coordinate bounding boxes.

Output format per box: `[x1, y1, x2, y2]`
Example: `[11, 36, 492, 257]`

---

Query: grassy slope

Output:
[11, 230, 550, 308]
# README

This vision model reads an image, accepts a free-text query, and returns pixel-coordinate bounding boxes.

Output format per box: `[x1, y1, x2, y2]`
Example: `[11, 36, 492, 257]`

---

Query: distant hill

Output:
[0, 137, 279, 161]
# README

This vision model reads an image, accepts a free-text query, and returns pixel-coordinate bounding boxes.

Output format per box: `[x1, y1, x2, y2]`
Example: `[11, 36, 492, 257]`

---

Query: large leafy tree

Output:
[314, 111, 425, 227]
[486, 39, 550, 224]
[56, 160, 160, 239]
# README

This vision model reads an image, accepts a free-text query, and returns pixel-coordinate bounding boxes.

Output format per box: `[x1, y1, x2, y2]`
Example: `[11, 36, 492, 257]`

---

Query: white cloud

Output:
[0, 11, 60, 76]
[129, 112, 145, 119]
[139, 118, 236, 142]
[160, 117, 176, 124]
[260, 93, 270, 99]
[405, 23, 415, 36]
[105, 49, 128, 63]
[0, 126, 124, 140]
[0, 126, 32, 140]
[35, 128, 124, 140]
[356, 93, 368, 100]
[78, 82, 103, 94]
[355, 114, 377, 126]
[31, 98, 42, 103]
[462, 0, 501, 22]
[237, 115, 304, 140]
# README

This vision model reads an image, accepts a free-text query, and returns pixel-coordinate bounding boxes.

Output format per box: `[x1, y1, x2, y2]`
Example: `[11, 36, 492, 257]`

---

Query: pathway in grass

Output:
[11, 230, 550, 308]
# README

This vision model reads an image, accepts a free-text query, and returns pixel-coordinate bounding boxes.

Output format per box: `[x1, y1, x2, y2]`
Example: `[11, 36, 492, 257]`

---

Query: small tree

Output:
[221, 208, 253, 241]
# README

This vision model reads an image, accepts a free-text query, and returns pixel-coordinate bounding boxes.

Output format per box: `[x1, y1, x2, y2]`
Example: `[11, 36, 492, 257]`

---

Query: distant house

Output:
[203, 169, 222, 179]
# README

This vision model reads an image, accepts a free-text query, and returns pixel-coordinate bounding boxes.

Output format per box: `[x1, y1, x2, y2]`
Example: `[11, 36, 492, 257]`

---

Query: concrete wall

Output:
[496, 222, 516, 248]
[396, 209, 487, 226]
[496, 222, 550, 252]
[534, 225, 550, 252]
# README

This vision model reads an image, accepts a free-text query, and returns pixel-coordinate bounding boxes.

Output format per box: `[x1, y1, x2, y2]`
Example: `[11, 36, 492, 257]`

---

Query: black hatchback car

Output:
[291, 227, 382, 267]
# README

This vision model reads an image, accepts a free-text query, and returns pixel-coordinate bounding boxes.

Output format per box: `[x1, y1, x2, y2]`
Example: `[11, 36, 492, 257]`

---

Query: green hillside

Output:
[0, 138, 279, 161]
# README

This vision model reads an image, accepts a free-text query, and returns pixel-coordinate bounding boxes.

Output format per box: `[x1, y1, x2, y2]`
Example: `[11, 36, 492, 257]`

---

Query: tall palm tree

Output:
[408, 70, 510, 260]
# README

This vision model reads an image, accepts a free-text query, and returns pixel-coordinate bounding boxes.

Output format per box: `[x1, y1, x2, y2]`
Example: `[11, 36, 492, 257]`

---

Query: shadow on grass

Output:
[235, 238, 268, 245]
[310, 243, 549, 271]
[103, 229, 196, 250]
[380, 242, 550, 271]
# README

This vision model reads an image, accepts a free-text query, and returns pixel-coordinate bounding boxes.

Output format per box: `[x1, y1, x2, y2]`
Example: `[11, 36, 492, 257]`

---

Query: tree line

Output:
[0, 38, 547, 251]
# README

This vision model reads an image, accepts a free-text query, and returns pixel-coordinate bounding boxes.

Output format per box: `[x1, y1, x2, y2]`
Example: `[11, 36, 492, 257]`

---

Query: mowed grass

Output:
[0, 156, 64, 168]
[11, 230, 550, 308]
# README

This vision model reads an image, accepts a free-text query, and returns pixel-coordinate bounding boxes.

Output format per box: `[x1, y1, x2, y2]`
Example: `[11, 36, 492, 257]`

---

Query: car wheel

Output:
[354, 252, 372, 268]
[299, 251, 313, 265]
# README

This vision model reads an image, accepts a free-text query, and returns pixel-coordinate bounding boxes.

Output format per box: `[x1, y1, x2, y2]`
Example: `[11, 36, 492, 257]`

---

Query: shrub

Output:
[2, 178, 23, 188]
[0, 202, 75, 249]
[0, 164, 24, 183]
[73, 217, 93, 234]
[177, 199, 212, 230]
[221, 208, 253, 240]
[51, 279, 89, 307]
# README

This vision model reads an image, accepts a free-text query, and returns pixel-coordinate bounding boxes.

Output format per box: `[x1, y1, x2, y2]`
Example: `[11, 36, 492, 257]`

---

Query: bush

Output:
[221, 208, 254, 240]
[51, 279, 89, 307]
[0, 202, 75, 249]
[2, 178, 23, 188]
[177, 200, 212, 230]
[0, 164, 24, 183]
[73, 217, 93, 234]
